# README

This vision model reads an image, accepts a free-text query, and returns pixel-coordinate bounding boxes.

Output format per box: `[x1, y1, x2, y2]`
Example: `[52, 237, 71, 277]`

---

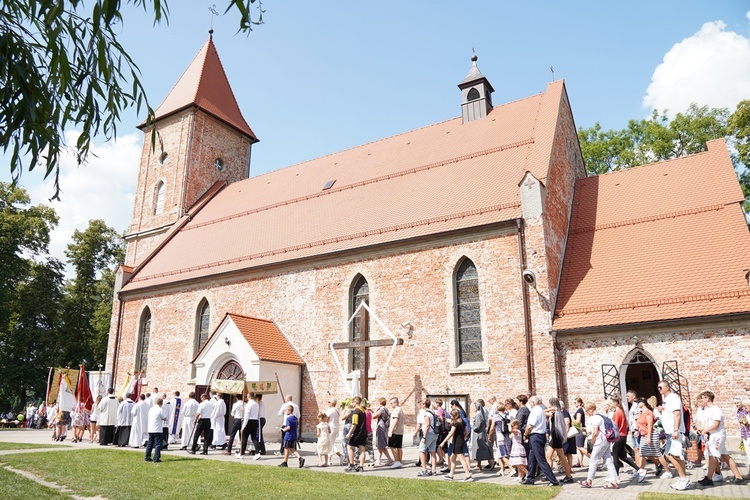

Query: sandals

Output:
[604, 483, 619, 489]
[579, 480, 592, 488]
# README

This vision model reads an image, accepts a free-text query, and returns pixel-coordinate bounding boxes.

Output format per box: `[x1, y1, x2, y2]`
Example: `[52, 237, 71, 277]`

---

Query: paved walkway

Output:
[1, 429, 749, 499]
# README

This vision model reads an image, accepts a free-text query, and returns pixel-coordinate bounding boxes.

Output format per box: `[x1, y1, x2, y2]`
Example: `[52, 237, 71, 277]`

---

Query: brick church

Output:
[106, 37, 750, 435]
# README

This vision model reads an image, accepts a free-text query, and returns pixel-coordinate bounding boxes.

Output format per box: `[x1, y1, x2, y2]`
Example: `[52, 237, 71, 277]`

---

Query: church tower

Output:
[124, 37, 258, 266]
[458, 54, 494, 123]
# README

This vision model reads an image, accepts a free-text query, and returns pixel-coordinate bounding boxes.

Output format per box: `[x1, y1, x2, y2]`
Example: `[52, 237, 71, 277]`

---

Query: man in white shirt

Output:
[210, 392, 227, 450]
[697, 391, 746, 486]
[190, 393, 214, 455]
[180, 392, 199, 450]
[145, 397, 167, 463]
[237, 395, 260, 459]
[147, 388, 159, 407]
[522, 396, 559, 486]
[658, 380, 689, 490]
[225, 394, 244, 455]
[388, 397, 405, 468]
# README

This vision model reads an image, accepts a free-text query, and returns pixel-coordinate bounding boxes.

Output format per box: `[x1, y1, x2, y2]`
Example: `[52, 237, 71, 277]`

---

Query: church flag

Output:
[170, 397, 182, 435]
[116, 373, 132, 399]
[47, 368, 80, 405]
[75, 366, 94, 411]
[131, 372, 143, 401]
[57, 372, 77, 412]
[88, 371, 111, 398]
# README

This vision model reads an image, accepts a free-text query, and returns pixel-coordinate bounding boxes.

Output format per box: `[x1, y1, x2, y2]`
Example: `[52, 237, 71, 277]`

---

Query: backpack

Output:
[599, 414, 619, 443]
[431, 410, 445, 435]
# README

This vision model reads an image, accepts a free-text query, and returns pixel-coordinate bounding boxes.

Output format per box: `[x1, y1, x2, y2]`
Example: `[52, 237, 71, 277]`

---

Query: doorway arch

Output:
[620, 348, 660, 403]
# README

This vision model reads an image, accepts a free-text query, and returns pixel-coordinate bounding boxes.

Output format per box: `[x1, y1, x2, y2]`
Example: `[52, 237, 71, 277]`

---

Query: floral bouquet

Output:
[339, 397, 369, 409]
[571, 420, 583, 432]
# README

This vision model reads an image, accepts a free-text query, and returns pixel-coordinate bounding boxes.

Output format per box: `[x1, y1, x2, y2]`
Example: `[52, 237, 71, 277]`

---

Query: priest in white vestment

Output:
[210, 392, 227, 449]
[97, 388, 119, 445]
[129, 394, 149, 447]
[180, 393, 199, 449]
[114, 394, 134, 446]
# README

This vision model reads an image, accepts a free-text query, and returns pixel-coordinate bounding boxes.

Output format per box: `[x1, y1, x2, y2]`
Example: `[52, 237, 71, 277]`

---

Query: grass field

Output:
[0, 442, 67, 450]
[0, 467, 67, 498]
[0, 449, 559, 499]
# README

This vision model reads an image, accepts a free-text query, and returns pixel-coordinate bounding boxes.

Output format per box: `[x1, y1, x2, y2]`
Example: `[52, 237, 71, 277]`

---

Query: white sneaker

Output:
[661, 471, 673, 479]
[712, 473, 723, 482]
[390, 461, 403, 469]
[274, 451, 282, 456]
[673, 478, 690, 490]
[637, 469, 647, 483]
[253, 454, 262, 460]
[235, 453, 245, 459]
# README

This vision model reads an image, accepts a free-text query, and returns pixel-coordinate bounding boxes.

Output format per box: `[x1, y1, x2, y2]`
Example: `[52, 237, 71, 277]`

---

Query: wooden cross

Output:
[331, 307, 403, 400]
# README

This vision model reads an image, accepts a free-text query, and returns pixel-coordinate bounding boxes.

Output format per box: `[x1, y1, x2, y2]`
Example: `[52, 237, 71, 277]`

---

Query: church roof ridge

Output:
[226, 312, 275, 324]
[248, 91, 545, 180]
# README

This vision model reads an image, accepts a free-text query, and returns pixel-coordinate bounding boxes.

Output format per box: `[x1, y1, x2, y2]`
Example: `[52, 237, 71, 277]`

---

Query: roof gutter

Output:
[516, 218, 534, 393]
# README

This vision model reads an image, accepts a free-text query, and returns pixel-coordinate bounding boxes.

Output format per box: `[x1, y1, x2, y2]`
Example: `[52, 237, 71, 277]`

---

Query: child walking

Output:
[509, 419, 528, 481]
[316, 412, 331, 466]
[279, 406, 305, 468]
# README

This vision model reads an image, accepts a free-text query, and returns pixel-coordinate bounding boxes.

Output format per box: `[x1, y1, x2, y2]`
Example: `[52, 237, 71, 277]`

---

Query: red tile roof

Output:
[143, 38, 257, 141]
[194, 313, 304, 365]
[553, 139, 750, 331]
[122, 81, 569, 291]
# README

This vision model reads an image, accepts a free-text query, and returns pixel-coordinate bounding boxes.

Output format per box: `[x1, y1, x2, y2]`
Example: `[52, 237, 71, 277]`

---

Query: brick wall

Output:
[558, 324, 750, 436]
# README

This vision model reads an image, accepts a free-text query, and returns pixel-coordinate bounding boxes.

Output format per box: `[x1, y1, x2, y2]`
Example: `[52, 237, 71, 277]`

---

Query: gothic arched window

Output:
[455, 258, 483, 364]
[196, 299, 210, 353]
[154, 181, 165, 215]
[350, 275, 369, 372]
[218, 360, 243, 380]
[467, 88, 480, 101]
[136, 307, 151, 372]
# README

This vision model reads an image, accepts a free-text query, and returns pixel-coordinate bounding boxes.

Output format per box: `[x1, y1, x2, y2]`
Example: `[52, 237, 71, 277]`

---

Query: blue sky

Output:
[5, 1, 750, 268]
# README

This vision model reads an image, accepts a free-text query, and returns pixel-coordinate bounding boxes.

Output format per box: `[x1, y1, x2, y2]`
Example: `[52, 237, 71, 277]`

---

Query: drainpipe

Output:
[516, 219, 534, 393]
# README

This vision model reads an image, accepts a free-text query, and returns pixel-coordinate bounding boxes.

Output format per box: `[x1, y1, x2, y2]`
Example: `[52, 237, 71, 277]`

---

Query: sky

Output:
[4, 1, 750, 272]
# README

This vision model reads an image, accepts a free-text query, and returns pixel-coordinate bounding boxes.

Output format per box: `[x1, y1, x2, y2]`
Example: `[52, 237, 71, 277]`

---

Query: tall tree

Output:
[59, 220, 125, 367]
[1, 0, 265, 199]
[0, 182, 59, 409]
[579, 103, 748, 207]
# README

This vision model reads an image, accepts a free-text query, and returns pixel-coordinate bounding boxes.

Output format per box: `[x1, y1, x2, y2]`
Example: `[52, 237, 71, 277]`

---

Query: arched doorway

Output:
[195, 359, 244, 437]
[621, 349, 659, 403]
[218, 360, 243, 380]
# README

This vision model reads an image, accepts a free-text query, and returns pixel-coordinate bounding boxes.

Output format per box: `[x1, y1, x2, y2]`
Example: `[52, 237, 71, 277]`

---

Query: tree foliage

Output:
[0, 183, 124, 410]
[579, 102, 750, 206]
[0, 0, 265, 199]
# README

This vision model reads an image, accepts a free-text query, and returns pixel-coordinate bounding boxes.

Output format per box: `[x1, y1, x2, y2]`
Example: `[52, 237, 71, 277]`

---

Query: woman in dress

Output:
[635, 397, 669, 481]
[372, 397, 392, 465]
[439, 409, 473, 481]
[545, 397, 575, 483]
[735, 397, 750, 475]
[315, 412, 331, 466]
[470, 400, 494, 470]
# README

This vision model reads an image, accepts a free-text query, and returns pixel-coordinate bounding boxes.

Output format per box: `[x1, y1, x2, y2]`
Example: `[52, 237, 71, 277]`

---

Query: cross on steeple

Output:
[208, 4, 219, 39]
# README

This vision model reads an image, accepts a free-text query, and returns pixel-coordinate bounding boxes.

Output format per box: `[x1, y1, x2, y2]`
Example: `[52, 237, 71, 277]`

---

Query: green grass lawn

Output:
[0, 449, 559, 499]
[0, 466, 67, 498]
[0, 442, 67, 450]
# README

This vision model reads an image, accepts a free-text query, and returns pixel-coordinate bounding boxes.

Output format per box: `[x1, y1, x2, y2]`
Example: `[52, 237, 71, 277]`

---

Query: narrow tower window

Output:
[350, 275, 369, 372]
[467, 88, 480, 101]
[196, 299, 210, 352]
[154, 181, 165, 215]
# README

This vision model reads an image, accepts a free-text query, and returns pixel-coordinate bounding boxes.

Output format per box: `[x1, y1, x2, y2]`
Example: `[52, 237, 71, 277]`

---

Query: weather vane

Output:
[209, 4, 219, 38]
[550, 66, 555, 82]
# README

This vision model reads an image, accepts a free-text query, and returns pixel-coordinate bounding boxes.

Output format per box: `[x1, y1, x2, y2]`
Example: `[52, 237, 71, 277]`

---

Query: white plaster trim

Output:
[449, 362, 491, 375]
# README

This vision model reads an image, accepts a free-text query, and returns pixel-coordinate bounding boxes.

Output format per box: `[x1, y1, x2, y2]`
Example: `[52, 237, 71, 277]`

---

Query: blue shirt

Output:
[283, 414, 298, 441]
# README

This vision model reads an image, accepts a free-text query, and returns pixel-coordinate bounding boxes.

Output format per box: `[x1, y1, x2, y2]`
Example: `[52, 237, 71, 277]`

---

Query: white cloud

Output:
[643, 20, 750, 116]
[28, 132, 141, 275]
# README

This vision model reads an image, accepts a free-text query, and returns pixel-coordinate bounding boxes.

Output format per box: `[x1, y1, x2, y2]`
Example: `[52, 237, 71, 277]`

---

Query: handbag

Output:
[566, 426, 580, 439]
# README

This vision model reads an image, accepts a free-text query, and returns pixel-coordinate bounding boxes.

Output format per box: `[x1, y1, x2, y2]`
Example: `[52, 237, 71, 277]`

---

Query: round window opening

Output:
[214, 158, 224, 171]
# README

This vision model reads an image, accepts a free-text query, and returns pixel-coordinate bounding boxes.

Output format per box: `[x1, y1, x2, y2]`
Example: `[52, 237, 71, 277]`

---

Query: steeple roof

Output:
[458, 54, 494, 92]
[144, 38, 258, 142]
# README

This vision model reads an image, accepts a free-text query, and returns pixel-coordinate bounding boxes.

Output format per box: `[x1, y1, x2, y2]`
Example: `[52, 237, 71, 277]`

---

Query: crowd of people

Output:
[7, 380, 750, 491]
